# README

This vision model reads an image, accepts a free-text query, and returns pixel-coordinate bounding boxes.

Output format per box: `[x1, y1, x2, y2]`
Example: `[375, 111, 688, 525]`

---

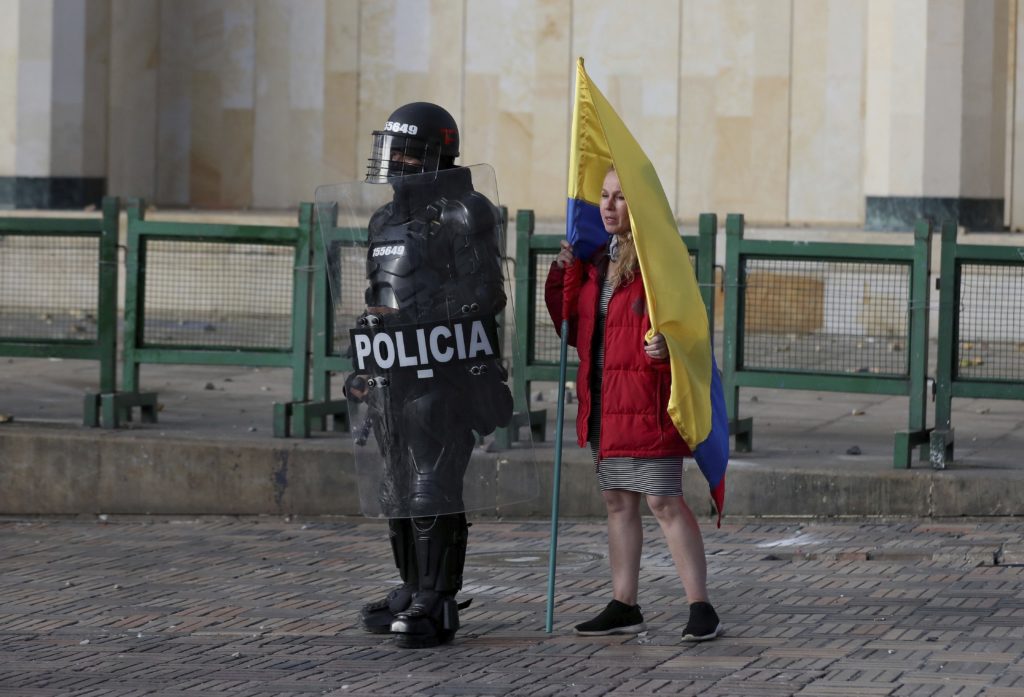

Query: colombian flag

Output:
[567, 58, 729, 524]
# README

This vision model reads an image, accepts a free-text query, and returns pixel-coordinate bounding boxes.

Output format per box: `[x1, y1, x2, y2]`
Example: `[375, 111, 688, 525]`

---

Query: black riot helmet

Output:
[366, 102, 460, 183]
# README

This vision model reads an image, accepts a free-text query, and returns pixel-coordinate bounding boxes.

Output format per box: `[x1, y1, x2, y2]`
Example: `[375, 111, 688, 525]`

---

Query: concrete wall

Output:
[1, 425, 1019, 518]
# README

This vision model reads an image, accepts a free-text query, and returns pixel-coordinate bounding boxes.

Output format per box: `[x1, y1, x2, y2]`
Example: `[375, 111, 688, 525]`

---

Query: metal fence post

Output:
[105, 198, 158, 427]
[930, 220, 959, 468]
[697, 213, 717, 326]
[723, 213, 752, 452]
[121, 199, 145, 398]
[893, 219, 933, 469]
[278, 202, 314, 437]
[97, 196, 120, 396]
[512, 209, 534, 420]
[84, 196, 121, 426]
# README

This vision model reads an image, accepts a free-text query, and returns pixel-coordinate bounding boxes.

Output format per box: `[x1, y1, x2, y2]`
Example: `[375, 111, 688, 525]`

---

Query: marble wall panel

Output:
[189, 1, 223, 208]
[680, 0, 792, 223]
[323, 0, 360, 184]
[222, 109, 254, 206]
[958, 0, 1008, 198]
[223, 0, 256, 110]
[156, 0, 194, 205]
[788, 0, 867, 225]
[863, 0, 894, 195]
[189, 67, 222, 208]
[287, 109, 325, 205]
[676, 75, 715, 218]
[251, 0, 339, 207]
[885, 0, 928, 196]
[253, 0, 296, 208]
[184, 0, 258, 209]
[51, 0, 86, 177]
[223, 1, 256, 207]
[107, 0, 159, 199]
[1011, 0, 1024, 228]
[922, 0, 965, 196]
[464, 0, 571, 221]
[82, 0, 110, 178]
[287, 4, 326, 205]
[0, 0, 19, 175]
[15, 0, 53, 177]
[572, 0, 681, 216]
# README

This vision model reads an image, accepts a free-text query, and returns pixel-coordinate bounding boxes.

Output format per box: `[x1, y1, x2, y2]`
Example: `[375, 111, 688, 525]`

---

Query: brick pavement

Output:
[2, 516, 1023, 696]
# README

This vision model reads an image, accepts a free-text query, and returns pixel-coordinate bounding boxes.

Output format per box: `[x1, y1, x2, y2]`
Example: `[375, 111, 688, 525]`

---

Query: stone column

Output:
[0, 0, 110, 209]
[864, 0, 1010, 231]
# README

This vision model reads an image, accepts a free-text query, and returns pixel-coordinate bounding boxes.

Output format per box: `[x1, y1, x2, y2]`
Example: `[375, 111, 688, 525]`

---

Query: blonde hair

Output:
[608, 233, 637, 288]
[605, 167, 638, 287]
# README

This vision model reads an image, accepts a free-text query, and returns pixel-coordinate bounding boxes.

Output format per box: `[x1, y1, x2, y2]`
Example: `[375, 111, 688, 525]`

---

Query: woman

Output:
[545, 167, 722, 642]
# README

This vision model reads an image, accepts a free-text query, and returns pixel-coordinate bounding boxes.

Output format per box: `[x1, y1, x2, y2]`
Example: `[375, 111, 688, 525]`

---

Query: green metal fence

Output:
[722, 214, 934, 469]
[8, 201, 1021, 459]
[293, 206, 363, 437]
[511, 210, 718, 445]
[114, 199, 314, 435]
[931, 220, 1024, 468]
[0, 197, 120, 426]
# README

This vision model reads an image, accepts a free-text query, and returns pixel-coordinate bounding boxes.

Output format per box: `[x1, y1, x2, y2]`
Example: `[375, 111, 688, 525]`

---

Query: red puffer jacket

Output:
[545, 254, 691, 459]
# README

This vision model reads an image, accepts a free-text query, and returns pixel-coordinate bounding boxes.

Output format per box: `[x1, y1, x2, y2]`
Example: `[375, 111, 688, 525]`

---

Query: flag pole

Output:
[545, 317, 569, 633]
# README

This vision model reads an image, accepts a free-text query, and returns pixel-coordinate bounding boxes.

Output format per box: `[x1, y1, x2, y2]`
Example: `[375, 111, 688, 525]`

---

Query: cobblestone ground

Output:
[1, 516, 1023, 697]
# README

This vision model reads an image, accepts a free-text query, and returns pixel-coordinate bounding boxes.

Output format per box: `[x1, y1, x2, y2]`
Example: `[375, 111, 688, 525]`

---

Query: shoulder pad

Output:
[439, 191, 499, 236]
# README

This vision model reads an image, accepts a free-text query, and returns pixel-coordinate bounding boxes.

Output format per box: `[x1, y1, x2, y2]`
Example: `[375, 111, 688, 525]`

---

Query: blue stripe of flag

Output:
[693, 354, 729, 515]
[566, 198, 606, 261]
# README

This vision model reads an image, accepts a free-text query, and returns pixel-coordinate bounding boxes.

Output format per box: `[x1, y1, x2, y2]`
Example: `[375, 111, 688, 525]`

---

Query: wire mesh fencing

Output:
[0, 235, 101, 343]
[141, 240, 295, 350]
[739, 258, 911, 377]
[955, 262, 1024, 382]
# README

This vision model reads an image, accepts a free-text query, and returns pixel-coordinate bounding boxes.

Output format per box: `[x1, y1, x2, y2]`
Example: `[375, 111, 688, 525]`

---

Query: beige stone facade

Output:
[1, 0, 1022, 230]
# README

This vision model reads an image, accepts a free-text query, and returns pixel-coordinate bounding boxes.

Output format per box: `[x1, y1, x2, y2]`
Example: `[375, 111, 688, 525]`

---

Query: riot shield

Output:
[315, 164, 538, 518]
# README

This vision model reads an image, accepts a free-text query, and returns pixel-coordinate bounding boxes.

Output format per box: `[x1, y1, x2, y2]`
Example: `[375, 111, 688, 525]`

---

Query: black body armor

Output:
[356, 166, 512, 648]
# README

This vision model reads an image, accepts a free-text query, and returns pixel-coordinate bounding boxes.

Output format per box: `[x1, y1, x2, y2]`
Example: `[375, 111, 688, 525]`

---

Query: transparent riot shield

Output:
[315, 164, 538, 518]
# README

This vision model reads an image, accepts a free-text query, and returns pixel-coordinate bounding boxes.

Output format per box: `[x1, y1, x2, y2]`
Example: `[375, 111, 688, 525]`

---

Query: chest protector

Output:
[365, 206, 442, 314]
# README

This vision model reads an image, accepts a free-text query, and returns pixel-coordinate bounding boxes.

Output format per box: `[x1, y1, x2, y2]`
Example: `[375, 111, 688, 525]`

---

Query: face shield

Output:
[366, 132, 443, 184]
[366, 133, 422, 183]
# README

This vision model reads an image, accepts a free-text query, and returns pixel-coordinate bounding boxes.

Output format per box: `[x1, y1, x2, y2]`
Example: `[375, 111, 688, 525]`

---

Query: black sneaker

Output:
[681, 601, 722, 641]
[574, 600, 646, 636]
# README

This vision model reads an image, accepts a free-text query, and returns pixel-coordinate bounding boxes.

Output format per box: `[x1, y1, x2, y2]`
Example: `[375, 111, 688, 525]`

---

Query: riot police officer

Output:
[347, 102, 512, 648]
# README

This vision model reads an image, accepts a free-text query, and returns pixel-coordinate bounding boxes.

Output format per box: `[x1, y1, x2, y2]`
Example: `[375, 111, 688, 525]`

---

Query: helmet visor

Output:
[366, 132, 431, 183]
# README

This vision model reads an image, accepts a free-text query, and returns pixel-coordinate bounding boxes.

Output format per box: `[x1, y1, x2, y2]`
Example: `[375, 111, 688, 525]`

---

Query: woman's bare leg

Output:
[645, 494, 708, 603]
[602, 489, 643, 605]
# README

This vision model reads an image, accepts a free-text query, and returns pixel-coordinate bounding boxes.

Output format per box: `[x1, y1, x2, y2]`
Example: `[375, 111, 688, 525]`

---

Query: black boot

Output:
[391, 513, 468, 648]
[360, 518, 417, 633]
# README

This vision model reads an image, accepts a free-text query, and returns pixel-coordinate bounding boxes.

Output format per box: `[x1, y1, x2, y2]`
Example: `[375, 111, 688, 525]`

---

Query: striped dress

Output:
[588, 277, 685, 496]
